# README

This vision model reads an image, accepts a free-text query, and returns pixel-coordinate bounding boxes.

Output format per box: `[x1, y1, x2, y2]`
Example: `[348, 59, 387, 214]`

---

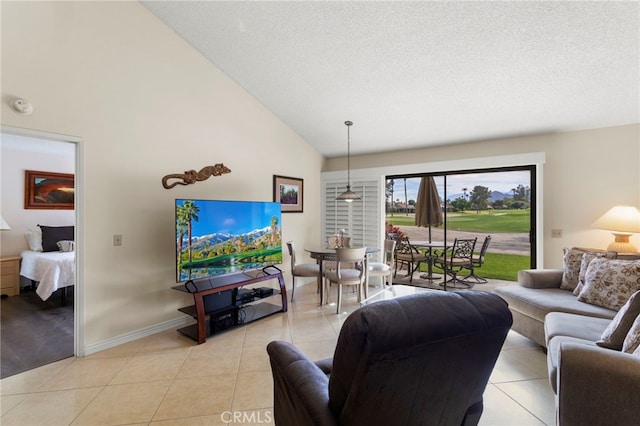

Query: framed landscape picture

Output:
[273, 175, 303, 213]
[24, 170, 75, 210]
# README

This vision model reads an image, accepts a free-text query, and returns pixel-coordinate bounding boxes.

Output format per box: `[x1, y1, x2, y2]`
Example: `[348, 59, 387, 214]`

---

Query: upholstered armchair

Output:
[267, 291, 513, 426]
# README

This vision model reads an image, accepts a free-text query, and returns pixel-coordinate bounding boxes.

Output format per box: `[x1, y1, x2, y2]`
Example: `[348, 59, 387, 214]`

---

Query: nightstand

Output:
[1, 256, 21, 296]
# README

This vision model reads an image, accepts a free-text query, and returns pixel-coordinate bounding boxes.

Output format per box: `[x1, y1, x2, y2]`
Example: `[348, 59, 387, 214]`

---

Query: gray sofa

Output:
[545, 312, 640, 426]
[495, 259, 640, 425]
[494, 269, 616, 347]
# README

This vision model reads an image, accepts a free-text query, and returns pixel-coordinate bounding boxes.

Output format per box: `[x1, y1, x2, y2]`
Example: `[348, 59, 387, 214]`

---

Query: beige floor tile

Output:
[138, 329, 195, 354]
[496, 378, 556, 426]
[38, 356, 130, 391]
[176, 345, 242, 378]
[150, 413, 227, 425]
[242, 316, 292, 348]
[289, 318, 338, 343]
[239, 345, 273, 373]
[153, 374, 235, 420]
[479, 384, 547, 426]
[196, 325, 247, 349]
[0, 357, 74, 395]
[86, 337, 147, 358]
[502, 330, 541, 350]
[291, 339, 337, 361]
[1, 387, 101, 426]
[231, 371, 273, 411]
[0, 394, 28, 416]
[490, 346, 548, 383]
[111, 351, 189, 384]
[71, 381, 172, 425]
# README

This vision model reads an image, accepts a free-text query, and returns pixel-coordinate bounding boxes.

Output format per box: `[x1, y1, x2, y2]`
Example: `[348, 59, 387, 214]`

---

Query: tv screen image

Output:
[175, 199, 282, 282]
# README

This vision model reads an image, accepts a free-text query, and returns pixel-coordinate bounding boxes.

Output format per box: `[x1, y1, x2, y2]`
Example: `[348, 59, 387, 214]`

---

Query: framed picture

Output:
[273, 175, 303, 213]
[24, 170, 75, 210]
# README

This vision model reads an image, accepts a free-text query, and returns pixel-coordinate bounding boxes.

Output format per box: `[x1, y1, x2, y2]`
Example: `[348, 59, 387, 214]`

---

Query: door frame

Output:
[1, 125, 84, 356]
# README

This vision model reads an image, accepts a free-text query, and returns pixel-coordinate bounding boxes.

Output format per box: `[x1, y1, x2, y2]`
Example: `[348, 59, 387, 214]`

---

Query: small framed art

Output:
[24, 170, 75, 210]
[273, 175, 303, 213]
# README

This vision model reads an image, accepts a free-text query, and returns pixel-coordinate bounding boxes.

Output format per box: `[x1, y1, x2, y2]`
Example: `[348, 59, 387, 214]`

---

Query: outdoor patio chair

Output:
[433, 237, 478, 289]
[394, 236, 430, 283]
[463, 235, 491, 284]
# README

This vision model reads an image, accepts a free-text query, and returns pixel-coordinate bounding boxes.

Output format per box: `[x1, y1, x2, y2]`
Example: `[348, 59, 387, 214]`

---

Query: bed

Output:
[20, 250, 75, 301]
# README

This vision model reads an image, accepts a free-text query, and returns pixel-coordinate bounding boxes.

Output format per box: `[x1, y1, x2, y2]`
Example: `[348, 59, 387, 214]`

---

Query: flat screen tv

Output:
[175, 199, 282, 282]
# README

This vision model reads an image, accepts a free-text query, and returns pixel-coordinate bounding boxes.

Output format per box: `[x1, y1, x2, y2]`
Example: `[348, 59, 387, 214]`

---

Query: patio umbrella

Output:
[415, 176, 443, 242]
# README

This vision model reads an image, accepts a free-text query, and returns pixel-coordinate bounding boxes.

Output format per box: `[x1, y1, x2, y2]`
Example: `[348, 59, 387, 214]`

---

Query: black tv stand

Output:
[172, 270, 287, 344]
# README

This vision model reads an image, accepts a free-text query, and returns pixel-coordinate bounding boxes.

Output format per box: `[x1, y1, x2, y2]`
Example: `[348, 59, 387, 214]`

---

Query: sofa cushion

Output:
[596, 290, 640, 350]
[545, 312, 610, 347]
[578, 258, 640, 311]
[494, 286, 617, 323]
[560, 247, 614, 292]
[622, 314, 640, 354]
[547, 336, 598, 394]
[573, 252, 616, 296]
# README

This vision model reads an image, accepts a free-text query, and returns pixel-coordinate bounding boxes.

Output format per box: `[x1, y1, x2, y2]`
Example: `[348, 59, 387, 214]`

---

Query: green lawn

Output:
[387, 209, 531, 281]
[422, 252, 529, 282]
[386, 209, 530, 233]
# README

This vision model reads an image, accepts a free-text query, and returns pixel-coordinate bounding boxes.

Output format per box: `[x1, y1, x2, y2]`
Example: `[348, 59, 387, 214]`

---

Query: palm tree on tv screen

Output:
[181, 200, 200, 263]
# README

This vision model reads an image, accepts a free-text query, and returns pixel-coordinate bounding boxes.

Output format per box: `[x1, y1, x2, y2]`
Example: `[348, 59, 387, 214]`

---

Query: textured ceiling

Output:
[142, 1, 639, 157]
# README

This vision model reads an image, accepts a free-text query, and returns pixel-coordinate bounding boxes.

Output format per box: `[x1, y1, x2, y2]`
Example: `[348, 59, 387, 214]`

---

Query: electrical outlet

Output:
[551, 229, 563, 238]
[113, 234, 122, 246]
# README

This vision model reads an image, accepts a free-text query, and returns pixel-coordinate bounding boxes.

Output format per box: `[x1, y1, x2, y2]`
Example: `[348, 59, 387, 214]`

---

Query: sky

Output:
[175, 199, 280, 237]
[390, 170, 531, 202]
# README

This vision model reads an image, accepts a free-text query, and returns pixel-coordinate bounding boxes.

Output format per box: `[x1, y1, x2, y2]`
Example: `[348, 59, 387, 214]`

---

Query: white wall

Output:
[326, 124, 640, 268]
[1, 1, 323, 351]
[1, 135, 75, 254]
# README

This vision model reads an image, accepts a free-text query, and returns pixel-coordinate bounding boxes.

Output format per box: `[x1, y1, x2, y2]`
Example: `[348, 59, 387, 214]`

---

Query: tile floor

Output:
[0, 281, 556, 425]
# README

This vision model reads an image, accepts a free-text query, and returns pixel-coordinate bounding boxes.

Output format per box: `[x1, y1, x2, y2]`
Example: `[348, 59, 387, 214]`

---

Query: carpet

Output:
[1, 287, 74, 379]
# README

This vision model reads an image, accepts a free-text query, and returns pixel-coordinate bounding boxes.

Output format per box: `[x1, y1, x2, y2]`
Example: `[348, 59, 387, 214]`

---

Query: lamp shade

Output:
[592, 205, 640, 253]
[0, 215, 10, 230]
[592, 206, 640, 233]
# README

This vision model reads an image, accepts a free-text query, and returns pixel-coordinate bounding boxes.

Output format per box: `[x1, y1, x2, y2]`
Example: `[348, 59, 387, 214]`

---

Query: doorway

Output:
[386, 166, 536, 280]
[0, 128, 81, 378]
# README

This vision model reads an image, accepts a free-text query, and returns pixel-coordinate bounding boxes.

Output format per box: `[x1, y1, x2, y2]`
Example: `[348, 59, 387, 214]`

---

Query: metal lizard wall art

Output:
[162, 164, 231, 189]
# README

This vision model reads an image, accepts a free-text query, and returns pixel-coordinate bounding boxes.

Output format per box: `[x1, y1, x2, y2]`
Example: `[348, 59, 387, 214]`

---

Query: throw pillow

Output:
[56, 240, 75, 252]
[622, 314, 640, 354]
[560, 247, 613, 292]
[578, 258, 640, 311]
[25, 228, 43, 251]
[39, 225, 74, 252]
[573, 251, 618, 296]
[596, 290, 640, 350]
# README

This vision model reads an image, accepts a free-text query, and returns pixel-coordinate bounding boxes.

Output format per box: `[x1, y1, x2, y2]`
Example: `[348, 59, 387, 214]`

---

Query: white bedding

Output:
[20, 250, 75, 301]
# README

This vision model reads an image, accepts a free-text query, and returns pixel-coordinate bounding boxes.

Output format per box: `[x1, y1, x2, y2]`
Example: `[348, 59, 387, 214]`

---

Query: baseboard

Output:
[81, 316, 192, 356]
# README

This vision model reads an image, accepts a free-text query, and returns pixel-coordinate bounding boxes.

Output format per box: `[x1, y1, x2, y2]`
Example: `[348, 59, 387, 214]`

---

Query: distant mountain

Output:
[445, 191, 511, 202]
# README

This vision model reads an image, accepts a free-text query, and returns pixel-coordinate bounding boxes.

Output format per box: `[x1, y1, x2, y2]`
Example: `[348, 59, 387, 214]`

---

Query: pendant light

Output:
[336, 120, 361, 202]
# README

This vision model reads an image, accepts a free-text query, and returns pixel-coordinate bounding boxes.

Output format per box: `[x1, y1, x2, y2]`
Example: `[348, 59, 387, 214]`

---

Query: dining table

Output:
[304, 246, 380, 306]
[409, 240, 448, 281]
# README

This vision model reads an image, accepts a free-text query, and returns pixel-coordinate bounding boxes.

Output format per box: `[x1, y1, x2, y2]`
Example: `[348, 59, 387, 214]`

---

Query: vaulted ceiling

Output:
[142, 1, 639, 157]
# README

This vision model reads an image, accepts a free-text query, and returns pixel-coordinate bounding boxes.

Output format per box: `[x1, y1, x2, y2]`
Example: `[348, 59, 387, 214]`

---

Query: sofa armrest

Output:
[266, 341, 337, 426]
[517, 269, 563, 289]
[557, 342, 640, 426]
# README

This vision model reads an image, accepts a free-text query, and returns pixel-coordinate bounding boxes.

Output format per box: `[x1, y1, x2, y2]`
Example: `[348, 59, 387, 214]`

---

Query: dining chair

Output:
[324, 247, 367, 314]
[367, 239, 396, 288]
[286, 241, 321, 302]
[394, 236, 430, 283]
[464, 235, 491, 284]
[433, 237, 478, 288]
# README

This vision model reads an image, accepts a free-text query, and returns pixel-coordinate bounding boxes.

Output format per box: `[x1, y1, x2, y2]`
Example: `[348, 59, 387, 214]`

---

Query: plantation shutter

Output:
[322, 176, 383, 261]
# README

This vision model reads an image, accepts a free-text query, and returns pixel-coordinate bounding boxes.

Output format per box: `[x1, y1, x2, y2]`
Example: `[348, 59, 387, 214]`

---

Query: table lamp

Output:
[592, 205, 640, 253]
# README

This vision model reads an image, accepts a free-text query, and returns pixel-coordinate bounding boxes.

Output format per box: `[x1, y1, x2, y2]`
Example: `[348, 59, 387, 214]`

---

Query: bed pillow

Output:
[39, 225, 74, 252]
[25, 228, 43, 251]
[577, 258, 640, 311]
